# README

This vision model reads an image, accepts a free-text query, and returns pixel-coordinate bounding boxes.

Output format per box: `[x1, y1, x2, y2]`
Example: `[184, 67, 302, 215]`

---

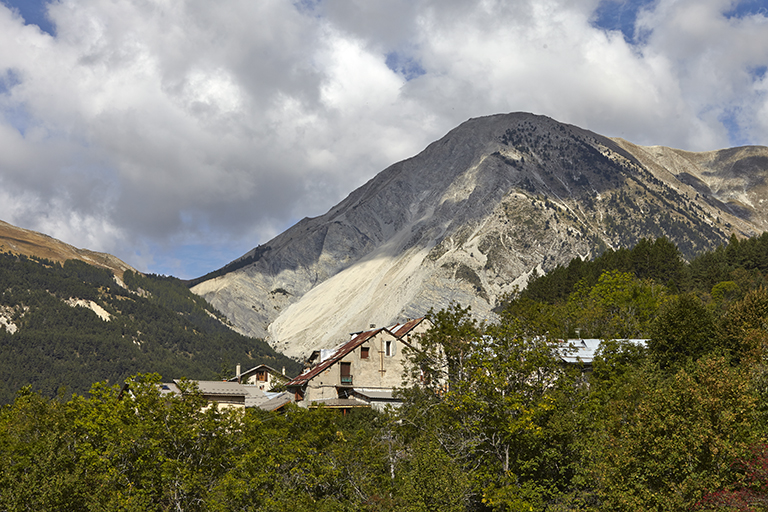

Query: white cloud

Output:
[637, 0, 768, 144]
[0, 0, 765, 277]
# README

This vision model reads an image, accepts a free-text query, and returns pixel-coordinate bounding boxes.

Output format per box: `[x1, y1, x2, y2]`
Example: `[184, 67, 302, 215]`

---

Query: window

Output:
[340, 362, 352, 384]
[361, 346, 369, 359]
[385, 340, 392, 356]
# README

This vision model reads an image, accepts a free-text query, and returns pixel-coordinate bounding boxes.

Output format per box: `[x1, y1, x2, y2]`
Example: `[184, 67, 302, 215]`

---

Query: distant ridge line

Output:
[184, 245, 272, 287]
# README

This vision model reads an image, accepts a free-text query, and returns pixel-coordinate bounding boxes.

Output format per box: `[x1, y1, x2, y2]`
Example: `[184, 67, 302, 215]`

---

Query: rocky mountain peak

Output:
[191, 112, 768, 359]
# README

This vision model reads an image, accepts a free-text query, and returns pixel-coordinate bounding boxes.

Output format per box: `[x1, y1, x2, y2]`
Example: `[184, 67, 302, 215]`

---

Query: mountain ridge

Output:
[0, 219, 137, 280]
[190, 112, 767, 358]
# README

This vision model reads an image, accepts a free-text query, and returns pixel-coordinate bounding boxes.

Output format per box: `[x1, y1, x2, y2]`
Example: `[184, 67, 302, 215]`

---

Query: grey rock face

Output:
[192, 112, 768, 359]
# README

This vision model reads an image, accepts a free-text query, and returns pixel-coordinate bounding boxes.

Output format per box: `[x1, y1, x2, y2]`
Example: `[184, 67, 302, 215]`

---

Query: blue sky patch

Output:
[719, 108, 751, 147]
[749, 65, 767, 82]
[0, 68, 21, 95]
[385, 51, 426, 81]
[724, 0, 768, 19]
[591, 0, 656, 44]
[1, 0, 55, 36]
[143, 242, 253, 279]
[0, 69, 28, 136]
[293, 0, 321, 15]
[1, 104, 30, 137]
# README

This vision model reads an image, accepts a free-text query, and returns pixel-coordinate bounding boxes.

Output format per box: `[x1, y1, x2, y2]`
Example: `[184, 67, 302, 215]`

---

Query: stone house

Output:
[286, 317, 430, 410]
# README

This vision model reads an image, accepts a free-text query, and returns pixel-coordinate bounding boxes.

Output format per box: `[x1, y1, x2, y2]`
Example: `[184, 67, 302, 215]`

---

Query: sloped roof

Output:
[351, 388, 397, 401]
[244, 387, 271, 407]
[228, 363, 289, 383]
[180, 380, 248, 396]
[287, 328, 382, 387]
[390, 317, 426, 338]
[287, 317, 425, 388]
[150, 380, 271, 406]
[158, 382, 181, 397]
[259, 391, 294, 412]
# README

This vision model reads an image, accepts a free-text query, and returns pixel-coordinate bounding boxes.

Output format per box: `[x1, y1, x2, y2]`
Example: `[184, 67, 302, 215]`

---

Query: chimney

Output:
[282, 366, 286, 376]
[236, 363, 241, 384]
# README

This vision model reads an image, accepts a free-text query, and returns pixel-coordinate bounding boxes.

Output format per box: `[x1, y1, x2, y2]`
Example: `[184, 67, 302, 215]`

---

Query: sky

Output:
[0, 0, 766, 279]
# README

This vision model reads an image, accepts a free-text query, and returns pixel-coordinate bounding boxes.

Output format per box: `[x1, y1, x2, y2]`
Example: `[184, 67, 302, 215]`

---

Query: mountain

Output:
[0, 219, 136, 279]
[0, 222, 301, 403]
[190, 112, 768, 359]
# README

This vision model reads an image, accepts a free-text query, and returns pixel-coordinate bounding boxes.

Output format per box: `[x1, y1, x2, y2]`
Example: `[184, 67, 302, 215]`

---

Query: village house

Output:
[286, 317, 431, 410]
[126, 377, 294, 411]
[155, 380, 272, 409]
[123, 319, 432, 412]
[128, 328, 644, 413]
[229, 363, 289, 392]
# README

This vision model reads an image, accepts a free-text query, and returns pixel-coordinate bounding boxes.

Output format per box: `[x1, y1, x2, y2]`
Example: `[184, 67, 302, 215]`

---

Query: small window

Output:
[385, 340, 392, 356]
[361, 346, 369, 359]
[340, 362, 352, 384]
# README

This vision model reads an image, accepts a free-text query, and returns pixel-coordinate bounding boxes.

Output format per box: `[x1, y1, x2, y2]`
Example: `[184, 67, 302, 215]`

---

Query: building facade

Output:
[286, 317, 430, 410]
[230, 363, 289, 392]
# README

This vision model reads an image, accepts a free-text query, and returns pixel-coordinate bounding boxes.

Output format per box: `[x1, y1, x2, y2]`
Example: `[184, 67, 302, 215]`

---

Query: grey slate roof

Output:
[186, 380, 250, 396]
[259, 391, 294, 412]
[158, 380, 277, 408]
[351, 388, 398, 401]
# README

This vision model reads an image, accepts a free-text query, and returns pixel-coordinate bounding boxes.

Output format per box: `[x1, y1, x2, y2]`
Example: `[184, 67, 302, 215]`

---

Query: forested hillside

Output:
[0, 253, 300, 404]
[2, 235, 768, 511]
[505, 234, 768, 340]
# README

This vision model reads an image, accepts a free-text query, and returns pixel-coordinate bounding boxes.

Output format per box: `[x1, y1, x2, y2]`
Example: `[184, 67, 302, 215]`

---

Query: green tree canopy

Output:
[648, 293, 717, 370]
